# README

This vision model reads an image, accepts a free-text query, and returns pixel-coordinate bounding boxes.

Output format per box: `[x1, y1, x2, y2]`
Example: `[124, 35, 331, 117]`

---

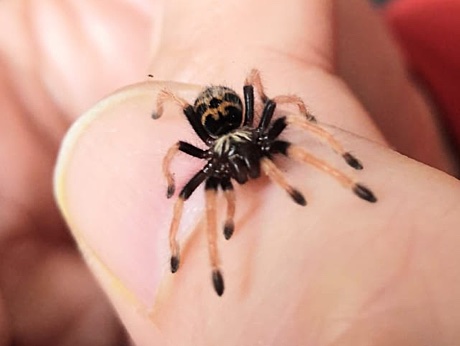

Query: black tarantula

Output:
[153, 69, 377, 296]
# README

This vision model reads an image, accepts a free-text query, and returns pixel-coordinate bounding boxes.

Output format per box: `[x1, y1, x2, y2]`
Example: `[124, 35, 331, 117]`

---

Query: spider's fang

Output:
[343, 153, 363, 170]
[167, 184, 175, 198]
[353, 184, 377, 203]
[290, 189, 307, 206]
[170, 255, 180, 273]
[223, 221, 234, 240]
[212, 269, 225, 296]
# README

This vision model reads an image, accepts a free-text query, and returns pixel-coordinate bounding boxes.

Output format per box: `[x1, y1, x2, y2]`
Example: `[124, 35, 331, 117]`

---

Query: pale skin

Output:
[0, 0, 460, 345]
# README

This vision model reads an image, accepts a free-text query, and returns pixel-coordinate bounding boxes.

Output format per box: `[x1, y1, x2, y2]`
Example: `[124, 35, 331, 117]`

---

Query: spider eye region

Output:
[195, 86, 243, 137]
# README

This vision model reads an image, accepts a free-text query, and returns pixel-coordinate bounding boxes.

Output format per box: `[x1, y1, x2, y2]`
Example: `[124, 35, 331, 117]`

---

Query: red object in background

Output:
[385, 0, 460, 153]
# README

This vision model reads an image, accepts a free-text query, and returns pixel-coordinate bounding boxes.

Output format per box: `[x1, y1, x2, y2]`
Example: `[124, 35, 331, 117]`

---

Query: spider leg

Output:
[163, 141, 208, 198]
[271, 141, 377, 203]
[243, 69, 277, 132]
[169, 169, 209, 273]
[245, 69, 316, 122]
[221, 179, 236, 240]
[245, 69, 269, 102]
[154, 89, 190, 119]
[257, 99, 277, 132]
[205, 178, 225, 296]
[153, 89, 212, 143]
[272, 94, 316, 123]
[260, 157, 307, 206]
[266, 117, 288, 141]
[242, 82, 255, 127]
[270, 115, 364, 170]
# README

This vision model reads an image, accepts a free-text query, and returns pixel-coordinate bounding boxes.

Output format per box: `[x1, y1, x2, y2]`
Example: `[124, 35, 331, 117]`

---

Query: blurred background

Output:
[373, 0, 392, 5]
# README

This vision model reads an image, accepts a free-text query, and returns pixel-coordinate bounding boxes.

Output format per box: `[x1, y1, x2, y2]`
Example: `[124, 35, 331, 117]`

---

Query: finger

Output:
[335, 0, 457, 173]
[0, 0, 154, 118]
[150, 2, 386, 146]
[150, 0, 334, 83]
[55, 79, 460, 344]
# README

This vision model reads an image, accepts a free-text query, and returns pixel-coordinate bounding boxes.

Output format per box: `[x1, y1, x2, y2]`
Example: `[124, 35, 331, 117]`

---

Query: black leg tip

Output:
[166, 185, 175, 198]
[353, 184, 377, 203]
[212, 270, 225, 296]
[308, 115, 317, 123]
[290, 189, 307, 206]
[170, 256, 180, 273]
[151, 112, 160, 119]
[343, 153, 363, 170]
[224, 222, 234, 240]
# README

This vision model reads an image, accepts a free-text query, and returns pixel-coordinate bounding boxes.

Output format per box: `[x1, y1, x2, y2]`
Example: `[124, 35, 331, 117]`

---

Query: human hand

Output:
[4, 0, 460, 345]
[0, 1, 152, 344]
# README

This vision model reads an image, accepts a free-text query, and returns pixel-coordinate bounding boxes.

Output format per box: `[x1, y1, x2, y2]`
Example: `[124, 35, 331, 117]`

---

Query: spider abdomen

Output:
[194, 86, 244, 137]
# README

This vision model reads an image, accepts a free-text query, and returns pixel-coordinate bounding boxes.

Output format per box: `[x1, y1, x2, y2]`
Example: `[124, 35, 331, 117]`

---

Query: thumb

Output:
[55, 0, 390, 345]
[54, 81, 203, 345]
[54, 78, 379, 345]
[54, 79, 460, 346]
[54, 0, 460, 344]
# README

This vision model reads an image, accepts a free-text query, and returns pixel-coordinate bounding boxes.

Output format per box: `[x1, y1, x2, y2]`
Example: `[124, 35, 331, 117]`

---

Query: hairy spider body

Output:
[154, 69, 377, 297]
[209, 129, 259, 182]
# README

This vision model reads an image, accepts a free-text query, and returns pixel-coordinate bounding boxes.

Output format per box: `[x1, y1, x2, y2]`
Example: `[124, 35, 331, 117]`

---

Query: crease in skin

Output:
[53, 80, 203, 317]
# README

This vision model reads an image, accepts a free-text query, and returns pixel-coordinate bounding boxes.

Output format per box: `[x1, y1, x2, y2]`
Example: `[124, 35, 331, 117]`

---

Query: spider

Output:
[153, 69, 377, 297]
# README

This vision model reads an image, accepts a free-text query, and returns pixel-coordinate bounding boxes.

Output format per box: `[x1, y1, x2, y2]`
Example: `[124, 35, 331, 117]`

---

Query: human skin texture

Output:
[1, 0, 460, 345]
